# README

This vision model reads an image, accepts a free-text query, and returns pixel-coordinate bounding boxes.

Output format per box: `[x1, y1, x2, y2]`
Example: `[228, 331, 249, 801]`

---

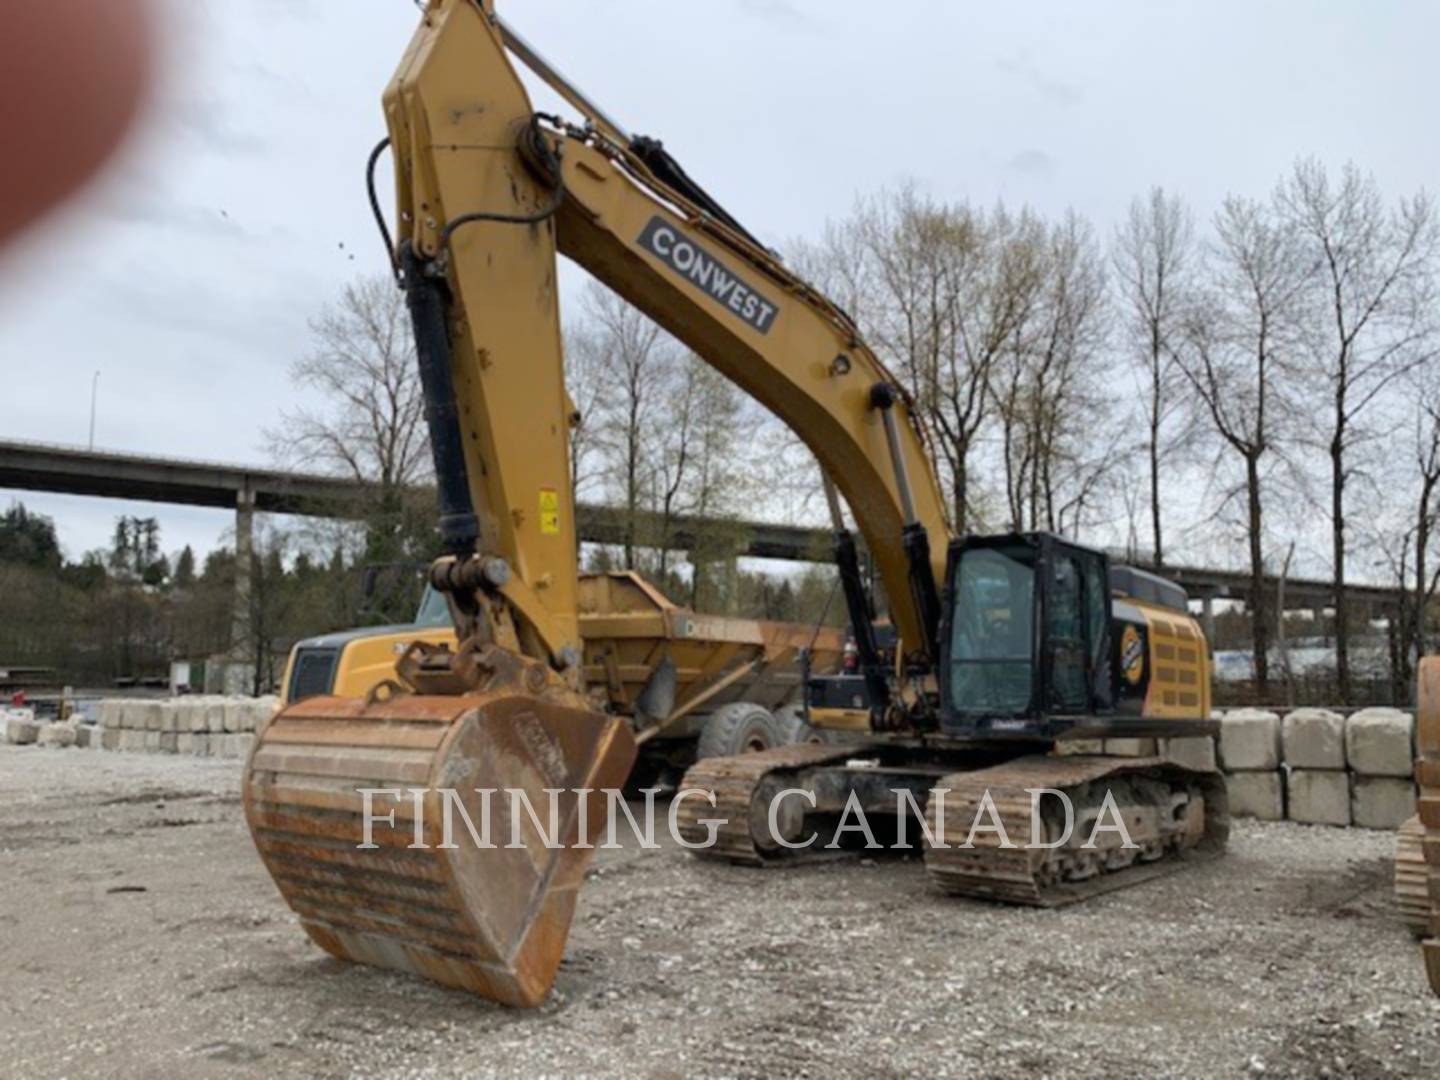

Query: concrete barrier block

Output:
[38, 723, 78, 749]
[119, 730, 147, 752]
[181, 700, 205, 733]
[1219, 709, 1282, 771]
[1351, 777, 1415, 830]
[1281, 708, 1346, 769]
[160, 702, 181, 733]
[222, 700, 245, 734]
[158, 732, 178, 753]
[143, 731, 161, 753]
[7, 719, 40, 745]
[101, 728, 122, 751]
[1162, 736, 1218, 772]
[1345, 708, 1414, 777]
[216, 733, 255, 759]
[204, 699, 226, 734]
[1226, 771, 1284, 820]
[1104, 738, 1158, 757]
[142, 701, 165, 731]
[176, 733, 193, 754]
[99, 700, 125, 729]
[1288, 769, 1351, 826]
[189, 734, 210, 757]
[255, 696, 280, 731]
[75, 725, 102, 749]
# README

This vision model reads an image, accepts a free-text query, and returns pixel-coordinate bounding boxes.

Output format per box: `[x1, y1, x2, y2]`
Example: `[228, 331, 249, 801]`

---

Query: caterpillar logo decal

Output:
[1120, 624, 1145, 685]
[637, 217, 779, 334]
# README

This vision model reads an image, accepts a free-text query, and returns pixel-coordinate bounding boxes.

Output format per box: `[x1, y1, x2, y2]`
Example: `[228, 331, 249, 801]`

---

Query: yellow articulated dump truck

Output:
[277, 570, 845, 780]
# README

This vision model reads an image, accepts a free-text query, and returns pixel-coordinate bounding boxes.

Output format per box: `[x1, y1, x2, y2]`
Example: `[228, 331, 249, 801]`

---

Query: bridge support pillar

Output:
[1200, 595, 1216, 653]
[213, 483, 257, 696]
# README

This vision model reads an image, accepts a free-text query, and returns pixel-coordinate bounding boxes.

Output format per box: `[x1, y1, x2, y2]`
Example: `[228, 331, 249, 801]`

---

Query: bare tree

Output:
[269, 275, 430, 488]
[562, 317, 610, 502]
[580, 281, 674, 568]
[850, 186, 1045, 531]
[993, 212, 1115, 536]
[1371, 372, 1440, 699]
[1277, 159, 1440, 700]
[649, 356, 743, 581]
[267, 275, 433, 563]
[1112, 187, 1196, 565]
[1179, 196, 1308, 692]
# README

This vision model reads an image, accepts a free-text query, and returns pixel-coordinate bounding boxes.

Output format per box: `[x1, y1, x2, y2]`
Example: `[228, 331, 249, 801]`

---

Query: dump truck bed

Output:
[576, 572, 843, 740]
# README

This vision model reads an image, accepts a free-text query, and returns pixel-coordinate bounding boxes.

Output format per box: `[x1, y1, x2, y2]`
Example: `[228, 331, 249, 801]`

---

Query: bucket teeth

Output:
[244, 691, 635, 1007]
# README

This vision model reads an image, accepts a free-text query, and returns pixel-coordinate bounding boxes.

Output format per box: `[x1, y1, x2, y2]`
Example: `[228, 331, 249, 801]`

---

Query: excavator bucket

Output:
[243, 688, 635, 1007]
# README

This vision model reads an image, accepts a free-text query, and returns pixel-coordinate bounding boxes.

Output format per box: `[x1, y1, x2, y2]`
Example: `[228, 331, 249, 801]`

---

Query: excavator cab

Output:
[939, 534, 1114, 738]
[807, 531, 1205, 743]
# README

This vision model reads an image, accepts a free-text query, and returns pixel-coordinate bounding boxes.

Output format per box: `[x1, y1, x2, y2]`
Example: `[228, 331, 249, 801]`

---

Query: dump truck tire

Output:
[775, 703, 829, 746]
[696, 702, 780, 760]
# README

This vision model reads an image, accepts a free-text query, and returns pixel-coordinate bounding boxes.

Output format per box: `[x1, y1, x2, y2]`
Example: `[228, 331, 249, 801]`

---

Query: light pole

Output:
[88, 370, 100, 449]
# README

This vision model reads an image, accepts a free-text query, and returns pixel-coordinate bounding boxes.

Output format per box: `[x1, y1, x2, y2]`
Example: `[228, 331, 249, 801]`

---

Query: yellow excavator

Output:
[242, 0, 1226, 1008]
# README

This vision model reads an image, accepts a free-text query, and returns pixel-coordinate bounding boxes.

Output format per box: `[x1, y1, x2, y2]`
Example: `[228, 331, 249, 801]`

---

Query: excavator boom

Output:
[245, 0, 950, 1008]
[384, 0, 951, 660]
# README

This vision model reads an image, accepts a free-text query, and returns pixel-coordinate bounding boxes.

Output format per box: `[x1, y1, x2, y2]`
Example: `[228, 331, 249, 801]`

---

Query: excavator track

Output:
[1396, 816, 1432, 938]
[924, 755, 1229, 907]
[679, 746, 1229, 912]
[676, 742, 867, 864]
[243, 689, 634, 1007]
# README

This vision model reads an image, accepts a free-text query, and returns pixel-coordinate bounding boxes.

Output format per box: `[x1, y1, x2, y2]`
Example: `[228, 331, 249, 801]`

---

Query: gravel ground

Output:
[1, 744, 1437, 1079]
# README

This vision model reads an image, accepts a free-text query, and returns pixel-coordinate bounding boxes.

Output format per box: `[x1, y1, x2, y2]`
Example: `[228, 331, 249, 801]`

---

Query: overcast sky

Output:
[3, 0, 1437, 564]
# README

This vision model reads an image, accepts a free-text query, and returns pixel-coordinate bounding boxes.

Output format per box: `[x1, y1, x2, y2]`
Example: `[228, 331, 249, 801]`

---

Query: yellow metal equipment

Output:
[277, 573, 844, 766]
[1418, 659, 1440, 994]
[243, 0, 1225, 1007]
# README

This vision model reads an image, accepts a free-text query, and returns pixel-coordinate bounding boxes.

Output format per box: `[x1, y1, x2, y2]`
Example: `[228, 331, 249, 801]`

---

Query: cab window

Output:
[1047, 554, 1087, 710]
[948, 544, 1035, 714]
[414, 586, 451, 627]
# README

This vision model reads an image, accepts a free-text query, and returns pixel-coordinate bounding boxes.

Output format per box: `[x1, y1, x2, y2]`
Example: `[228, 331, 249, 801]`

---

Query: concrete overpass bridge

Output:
[0, 438, 1404, 643]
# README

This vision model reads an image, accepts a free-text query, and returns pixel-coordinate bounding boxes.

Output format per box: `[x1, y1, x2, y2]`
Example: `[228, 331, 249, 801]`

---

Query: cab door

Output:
[1042, 542, 1113, 714]
[1044, 551, 1089, 711]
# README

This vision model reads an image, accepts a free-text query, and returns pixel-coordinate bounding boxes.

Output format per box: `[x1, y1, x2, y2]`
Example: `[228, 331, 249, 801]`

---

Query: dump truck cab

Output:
[277, 588, 457, 707]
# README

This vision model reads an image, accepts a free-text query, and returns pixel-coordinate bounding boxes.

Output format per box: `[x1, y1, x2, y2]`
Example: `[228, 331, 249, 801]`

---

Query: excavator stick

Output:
[244, 0, 635, 1006]
[245, 663, 634, 1007]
